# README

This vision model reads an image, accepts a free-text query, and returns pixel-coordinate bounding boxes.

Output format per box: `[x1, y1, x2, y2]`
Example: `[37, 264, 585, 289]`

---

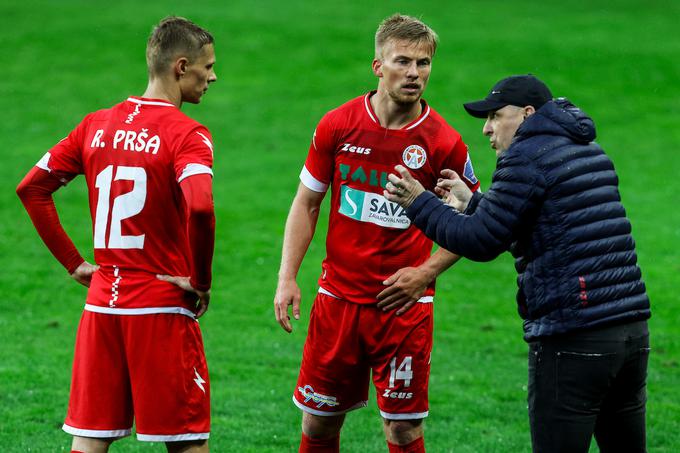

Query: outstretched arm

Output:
[274, 183, 325, 333]
[435, 169, 474, 211]
[377, 247, 460, 315]
[386, 162, 545, 262]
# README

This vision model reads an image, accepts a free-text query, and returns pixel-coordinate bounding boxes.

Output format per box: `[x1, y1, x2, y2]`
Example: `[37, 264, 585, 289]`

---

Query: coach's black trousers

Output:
[527, 320, 649, 453]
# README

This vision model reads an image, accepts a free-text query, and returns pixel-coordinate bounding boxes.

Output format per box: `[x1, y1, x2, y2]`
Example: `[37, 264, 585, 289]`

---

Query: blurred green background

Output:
[1, 0, 678, 451]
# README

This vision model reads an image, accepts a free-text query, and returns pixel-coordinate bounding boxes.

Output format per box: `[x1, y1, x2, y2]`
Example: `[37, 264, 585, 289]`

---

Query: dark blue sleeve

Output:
[463, 191, 483, 214]
[406, 151, 546, 262]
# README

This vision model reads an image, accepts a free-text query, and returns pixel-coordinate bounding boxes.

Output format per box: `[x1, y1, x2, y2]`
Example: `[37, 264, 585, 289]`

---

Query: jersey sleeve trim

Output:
[36, 152, 52, 172]
[300, 166, 328, 192]
[178, 163, 214, 183]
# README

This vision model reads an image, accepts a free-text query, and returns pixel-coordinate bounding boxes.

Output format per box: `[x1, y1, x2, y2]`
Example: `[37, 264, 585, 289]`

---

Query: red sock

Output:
[300, 432, 340, 453]
[387, 436, 425, 453]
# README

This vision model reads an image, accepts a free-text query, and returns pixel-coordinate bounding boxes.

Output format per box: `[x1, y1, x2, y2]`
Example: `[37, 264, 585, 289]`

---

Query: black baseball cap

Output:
[463, 75, 552, 118]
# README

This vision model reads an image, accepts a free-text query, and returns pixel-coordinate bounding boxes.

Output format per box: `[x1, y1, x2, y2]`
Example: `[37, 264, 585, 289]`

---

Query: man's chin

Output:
[391, 92, 422, 106]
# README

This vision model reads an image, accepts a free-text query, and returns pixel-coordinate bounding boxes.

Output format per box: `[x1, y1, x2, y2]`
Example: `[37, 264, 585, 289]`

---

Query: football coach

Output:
[383, 74, 651, 453]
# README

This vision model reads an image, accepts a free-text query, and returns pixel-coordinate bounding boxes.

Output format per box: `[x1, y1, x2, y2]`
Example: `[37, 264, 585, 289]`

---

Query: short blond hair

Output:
[146, 16, 214, 78]
[375, 14, 438, 59]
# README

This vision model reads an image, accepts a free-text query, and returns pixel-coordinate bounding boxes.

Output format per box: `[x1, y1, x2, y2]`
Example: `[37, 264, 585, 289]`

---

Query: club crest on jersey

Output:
[402, 145, 427, 169]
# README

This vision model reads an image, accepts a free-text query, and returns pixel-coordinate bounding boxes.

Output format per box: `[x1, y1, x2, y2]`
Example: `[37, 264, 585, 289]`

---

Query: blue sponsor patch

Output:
[463, 154, 478, 185]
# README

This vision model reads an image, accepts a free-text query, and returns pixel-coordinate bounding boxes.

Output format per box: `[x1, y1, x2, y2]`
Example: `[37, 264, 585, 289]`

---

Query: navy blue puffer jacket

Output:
[407, 98, 650, 340]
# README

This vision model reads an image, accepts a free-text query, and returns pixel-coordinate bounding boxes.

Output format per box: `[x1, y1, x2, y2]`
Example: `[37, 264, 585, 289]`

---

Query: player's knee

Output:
[302, 412, 345, 439]
[71, 435, 114, 453]
[383, 418, 423, 445]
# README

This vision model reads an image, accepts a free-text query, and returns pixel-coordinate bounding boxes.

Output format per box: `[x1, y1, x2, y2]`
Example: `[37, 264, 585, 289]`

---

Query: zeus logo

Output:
[341, 143, 371, 155]
[382, 389, 414, 400]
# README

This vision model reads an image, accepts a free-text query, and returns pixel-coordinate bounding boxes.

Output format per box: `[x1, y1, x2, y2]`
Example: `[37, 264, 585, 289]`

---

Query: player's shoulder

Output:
[80, 103, 119, 124]
[321, 93, 370, 127]
[166, 108, 207, 133]
[424, 104, 461, 135]
[421, 102, 464, 145]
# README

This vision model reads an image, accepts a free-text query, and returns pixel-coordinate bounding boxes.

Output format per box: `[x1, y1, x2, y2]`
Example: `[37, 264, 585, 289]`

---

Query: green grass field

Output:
[1, 0, 679, 451]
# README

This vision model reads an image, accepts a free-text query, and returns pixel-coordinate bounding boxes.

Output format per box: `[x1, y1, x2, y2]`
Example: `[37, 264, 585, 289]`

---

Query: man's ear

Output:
[372, 58, 383, 77]
[174, 57, 189, 80]
[524, 105, 536, 118]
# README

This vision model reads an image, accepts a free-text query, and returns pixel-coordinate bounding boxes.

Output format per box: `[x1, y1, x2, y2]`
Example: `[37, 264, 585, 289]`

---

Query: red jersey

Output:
[302, 92, 479, 304]
[36, 97, 214, 313]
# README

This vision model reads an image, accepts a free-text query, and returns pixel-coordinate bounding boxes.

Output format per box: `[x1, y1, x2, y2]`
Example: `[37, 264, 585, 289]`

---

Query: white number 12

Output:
[94, 165, 146, 249]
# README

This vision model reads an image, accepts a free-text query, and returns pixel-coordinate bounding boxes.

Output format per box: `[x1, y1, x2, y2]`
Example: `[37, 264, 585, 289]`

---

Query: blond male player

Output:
[17, 17, 217, 453]
[274, 14, 479, 453]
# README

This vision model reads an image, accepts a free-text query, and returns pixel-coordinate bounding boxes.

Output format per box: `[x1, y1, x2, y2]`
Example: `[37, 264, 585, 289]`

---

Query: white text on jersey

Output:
[382, 389, 414, 399]
[341, 143, 371, 155]
[90, 129, 161, 154]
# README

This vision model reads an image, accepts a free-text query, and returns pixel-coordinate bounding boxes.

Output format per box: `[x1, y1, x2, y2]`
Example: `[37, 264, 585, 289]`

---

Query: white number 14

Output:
[94, 165, 146, 249]
[389, 356, 413, 388]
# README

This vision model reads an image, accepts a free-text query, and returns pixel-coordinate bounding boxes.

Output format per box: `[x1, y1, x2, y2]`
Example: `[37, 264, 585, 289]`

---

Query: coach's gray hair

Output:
[146, 16, 214, 78]
[375, 14, 438, 59]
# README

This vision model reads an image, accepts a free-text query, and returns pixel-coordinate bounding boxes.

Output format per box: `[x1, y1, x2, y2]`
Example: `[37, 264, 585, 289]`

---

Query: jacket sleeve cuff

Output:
[464, 191, 483, 215]
[405, 191, 439, 220]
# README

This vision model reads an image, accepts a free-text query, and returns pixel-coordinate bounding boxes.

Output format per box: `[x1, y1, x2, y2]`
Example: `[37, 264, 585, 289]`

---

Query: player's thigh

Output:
[295, 294, 369, 415]
[370, 303, 433, 420]
[65, 311, 133, 436]
[123, 314, 210, 440]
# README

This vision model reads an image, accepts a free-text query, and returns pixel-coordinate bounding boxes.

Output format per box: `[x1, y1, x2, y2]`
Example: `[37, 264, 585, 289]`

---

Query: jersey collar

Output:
[126, 96, 176, 107]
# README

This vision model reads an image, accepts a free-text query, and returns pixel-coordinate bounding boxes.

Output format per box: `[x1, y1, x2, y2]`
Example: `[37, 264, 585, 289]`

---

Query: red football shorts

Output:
[294, 293, 433, 420]
[63, 310, 210, 441]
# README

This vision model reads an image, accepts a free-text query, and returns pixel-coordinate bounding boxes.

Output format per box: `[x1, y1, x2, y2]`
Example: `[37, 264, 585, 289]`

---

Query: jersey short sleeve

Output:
[300, 113, 335, 192]
[443, 138, 480, 191]
[37, 115, 90, 181]
[175, 126, 214, 183]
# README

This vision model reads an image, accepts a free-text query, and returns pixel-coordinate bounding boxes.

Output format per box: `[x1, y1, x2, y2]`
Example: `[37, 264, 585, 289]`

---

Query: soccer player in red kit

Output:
[273, 14, 479, 453]
[16, 17, 217, 453]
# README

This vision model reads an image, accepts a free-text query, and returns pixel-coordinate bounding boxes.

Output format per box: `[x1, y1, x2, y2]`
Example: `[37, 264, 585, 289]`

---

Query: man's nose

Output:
[406, 62, 419, 78]
[483, 119, 493, 136]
